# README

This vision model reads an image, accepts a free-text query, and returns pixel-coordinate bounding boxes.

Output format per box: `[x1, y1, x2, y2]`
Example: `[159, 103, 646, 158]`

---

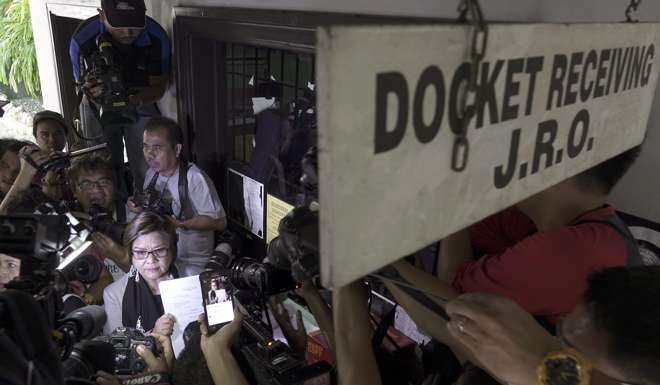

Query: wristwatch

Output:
[537, 348, 592, 385]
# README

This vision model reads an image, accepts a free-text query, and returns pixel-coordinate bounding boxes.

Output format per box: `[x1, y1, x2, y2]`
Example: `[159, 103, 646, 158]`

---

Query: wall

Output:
[30, 0, 660, 220]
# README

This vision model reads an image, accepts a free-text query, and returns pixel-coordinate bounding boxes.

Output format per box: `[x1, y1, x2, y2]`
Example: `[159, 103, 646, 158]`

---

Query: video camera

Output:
[234, 308, 332, 385]
[81, 32, 138, 125]
[0, 214, 160, 383]
[202, 146, 328, 384]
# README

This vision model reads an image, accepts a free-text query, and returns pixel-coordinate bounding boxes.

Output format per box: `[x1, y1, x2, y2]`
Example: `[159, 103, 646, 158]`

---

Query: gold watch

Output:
[537, 348, 592, 385]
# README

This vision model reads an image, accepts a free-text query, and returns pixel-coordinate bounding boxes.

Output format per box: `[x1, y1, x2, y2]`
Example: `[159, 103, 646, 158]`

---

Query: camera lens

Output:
[133, 359, 146, 373]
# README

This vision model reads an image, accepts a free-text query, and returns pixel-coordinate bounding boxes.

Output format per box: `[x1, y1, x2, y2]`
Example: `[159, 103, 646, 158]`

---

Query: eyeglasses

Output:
[78, 178, 113, 191]
[132, 246, 169, 261]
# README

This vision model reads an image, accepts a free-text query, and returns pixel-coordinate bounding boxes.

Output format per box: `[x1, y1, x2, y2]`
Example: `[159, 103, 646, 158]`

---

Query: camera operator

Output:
[69, 0, 171, 210]
[128, 117, 226, 277]
[103, 211, 177, 336]
[32, 110, 72, 201]
[445, 266, 660, 385]
[69, 156, 130, 279]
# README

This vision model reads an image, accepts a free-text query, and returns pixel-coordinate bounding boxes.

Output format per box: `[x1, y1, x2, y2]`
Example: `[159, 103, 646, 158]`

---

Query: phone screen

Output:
[200, 271, 234, 327]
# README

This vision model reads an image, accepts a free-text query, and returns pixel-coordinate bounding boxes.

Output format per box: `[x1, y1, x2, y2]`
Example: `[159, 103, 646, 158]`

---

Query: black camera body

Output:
[236, 313, 332, 385]
[94, 327, 157, 375]
[82, 33, 138, 125]
[132, 186, 174, 217]
[87, 205, 125, 244]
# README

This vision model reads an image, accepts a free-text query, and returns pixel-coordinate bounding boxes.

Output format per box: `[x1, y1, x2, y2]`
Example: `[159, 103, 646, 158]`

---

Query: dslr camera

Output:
[94, 327, 157, 375]
[82, 32, 138, 125]
[131, 185, 174, 216]
[87, 204, 126, 244]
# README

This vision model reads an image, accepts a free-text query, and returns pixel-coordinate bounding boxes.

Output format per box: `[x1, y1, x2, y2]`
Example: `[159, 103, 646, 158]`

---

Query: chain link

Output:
[452, 0, 488, 172]
[625, 0, 642, 22]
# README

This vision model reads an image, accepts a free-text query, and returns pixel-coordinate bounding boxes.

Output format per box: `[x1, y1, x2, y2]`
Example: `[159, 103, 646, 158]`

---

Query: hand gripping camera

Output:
[94, 327, 157, 375]
[82, 33, 138, 125]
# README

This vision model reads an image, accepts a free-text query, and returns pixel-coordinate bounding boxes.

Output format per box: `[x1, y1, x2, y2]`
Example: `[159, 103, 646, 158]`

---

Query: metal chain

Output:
[625, 0, 642, 22]
[452, 0, 488, 172]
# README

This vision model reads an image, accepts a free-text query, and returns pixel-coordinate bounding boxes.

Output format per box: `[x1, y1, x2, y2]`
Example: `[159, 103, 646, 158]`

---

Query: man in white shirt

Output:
[129, 116, 226, 276]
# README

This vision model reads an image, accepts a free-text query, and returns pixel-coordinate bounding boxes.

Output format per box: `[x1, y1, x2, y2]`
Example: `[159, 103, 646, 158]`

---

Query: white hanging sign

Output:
[317, 22, 660, 287]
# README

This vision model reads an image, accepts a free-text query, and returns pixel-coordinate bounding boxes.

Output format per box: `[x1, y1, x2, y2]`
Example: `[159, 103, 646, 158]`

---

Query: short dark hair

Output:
[32, 110, 69, 137]
[67, 155, 115, 186]
[584, 266, 660, 384]
[0, 139, 31, 158]
[144, 116, 183, 147]
[574, 146, 641, 194]
[123, 211, 178, 262]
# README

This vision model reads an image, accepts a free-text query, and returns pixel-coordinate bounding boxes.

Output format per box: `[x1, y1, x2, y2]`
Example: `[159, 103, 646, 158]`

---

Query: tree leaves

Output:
[0, 0, 40, 97]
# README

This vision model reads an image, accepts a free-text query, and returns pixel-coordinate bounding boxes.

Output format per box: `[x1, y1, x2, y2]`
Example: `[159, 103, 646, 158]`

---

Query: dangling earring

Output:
[129, 265, 139, 282]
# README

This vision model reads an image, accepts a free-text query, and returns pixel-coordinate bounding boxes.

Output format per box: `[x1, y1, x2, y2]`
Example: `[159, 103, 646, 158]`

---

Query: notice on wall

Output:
[317, 23, 660, 288]
[267, 194, 295, 244]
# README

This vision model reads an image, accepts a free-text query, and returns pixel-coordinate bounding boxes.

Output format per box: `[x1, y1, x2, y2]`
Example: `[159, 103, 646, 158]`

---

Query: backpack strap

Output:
[575, 215, 643, 266]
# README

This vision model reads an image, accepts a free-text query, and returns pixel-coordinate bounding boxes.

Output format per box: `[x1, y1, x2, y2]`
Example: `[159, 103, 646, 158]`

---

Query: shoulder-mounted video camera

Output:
[232, 299, 332, 385]
[81, 33, 138, 126]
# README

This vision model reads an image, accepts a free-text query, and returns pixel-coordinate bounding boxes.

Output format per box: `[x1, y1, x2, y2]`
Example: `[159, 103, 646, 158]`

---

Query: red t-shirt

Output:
[452, 206, 627, 324]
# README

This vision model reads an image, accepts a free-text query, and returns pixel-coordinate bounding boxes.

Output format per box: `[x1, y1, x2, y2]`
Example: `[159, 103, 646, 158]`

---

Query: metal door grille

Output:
[225, 43, 315, 163]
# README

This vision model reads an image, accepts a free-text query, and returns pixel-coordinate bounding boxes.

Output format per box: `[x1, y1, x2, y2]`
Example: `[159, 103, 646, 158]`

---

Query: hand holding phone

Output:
[199, 271, 235, 332]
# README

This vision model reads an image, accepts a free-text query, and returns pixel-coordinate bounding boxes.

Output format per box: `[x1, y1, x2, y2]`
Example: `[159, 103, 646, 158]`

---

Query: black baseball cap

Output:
[101, 0, 146, 29]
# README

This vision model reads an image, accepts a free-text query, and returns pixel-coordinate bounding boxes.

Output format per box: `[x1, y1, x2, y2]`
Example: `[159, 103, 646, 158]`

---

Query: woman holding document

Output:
[103, 212, 178, 336]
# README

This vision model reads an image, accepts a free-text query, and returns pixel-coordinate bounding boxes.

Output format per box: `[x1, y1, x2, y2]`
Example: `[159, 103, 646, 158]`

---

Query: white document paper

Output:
[159, 275, 204, 357]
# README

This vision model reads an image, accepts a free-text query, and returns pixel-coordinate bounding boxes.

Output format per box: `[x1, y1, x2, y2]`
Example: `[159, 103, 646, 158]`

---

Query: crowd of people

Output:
[1, 0, 660, 385]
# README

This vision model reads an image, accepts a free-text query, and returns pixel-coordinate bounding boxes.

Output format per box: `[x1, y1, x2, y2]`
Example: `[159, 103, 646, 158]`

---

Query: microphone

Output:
[58, 305, 107, 341]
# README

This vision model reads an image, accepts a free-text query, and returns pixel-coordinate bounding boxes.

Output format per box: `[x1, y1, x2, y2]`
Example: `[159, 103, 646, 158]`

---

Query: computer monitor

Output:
[226, 168, 265, 239]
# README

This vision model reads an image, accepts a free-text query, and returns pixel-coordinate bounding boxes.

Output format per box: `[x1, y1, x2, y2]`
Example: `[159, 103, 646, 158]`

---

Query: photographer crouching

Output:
[65, 156, 131, 303]
[128, 117, 226, 277]
[70, 0, 171, 217]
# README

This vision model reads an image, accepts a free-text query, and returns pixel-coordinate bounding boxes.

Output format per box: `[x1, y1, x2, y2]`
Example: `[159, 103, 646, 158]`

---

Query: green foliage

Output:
[0, 0, 40, 97]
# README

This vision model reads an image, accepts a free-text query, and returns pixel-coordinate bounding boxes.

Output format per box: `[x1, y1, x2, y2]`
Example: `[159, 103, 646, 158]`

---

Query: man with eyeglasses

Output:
[69, 156, 130, 288]
[442, 266, 660, 385]
[128, 116, 226, 276]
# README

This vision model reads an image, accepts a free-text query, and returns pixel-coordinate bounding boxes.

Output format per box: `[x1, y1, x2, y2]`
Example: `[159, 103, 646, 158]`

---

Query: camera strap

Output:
[121, 373, 172, 385]
[146, 162, 193, 220]
[178, 161, 194, 221]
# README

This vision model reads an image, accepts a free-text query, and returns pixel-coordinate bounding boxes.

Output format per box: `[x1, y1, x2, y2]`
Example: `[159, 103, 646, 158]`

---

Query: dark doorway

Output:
[50, 13, 83, 141]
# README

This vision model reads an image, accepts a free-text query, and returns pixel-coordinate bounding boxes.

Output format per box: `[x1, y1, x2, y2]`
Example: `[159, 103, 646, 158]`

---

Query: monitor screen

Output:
[226, 168, 265, 239]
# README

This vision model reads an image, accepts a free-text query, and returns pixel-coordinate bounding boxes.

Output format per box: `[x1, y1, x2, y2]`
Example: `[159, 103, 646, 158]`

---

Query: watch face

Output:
[546, 356, 581, 385]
